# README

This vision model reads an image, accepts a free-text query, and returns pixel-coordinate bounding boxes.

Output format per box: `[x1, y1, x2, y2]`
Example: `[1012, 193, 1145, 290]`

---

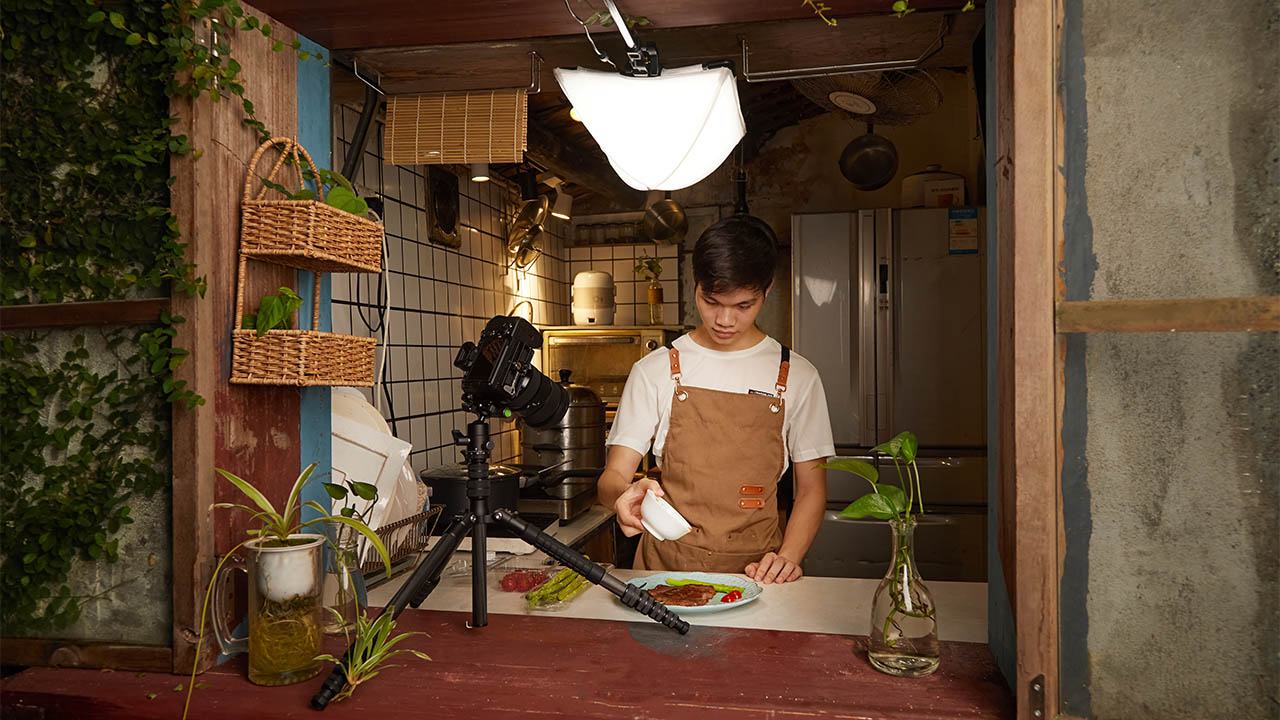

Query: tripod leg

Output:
[311, 512, 476, 711]
[491, 509, 689, 635]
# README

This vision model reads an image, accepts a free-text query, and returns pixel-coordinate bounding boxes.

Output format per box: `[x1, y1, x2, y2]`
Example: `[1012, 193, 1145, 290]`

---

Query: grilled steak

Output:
[647, 583, 717, 607]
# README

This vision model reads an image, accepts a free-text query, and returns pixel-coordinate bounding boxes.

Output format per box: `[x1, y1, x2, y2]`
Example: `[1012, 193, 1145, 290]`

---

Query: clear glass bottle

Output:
[646, 280, 664, 325]
[321, 532, 361, 635]
[867, 517, 940, 677]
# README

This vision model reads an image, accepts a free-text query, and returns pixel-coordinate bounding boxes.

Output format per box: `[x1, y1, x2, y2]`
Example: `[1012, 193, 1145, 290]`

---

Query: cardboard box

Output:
[923, 178, 966, 208]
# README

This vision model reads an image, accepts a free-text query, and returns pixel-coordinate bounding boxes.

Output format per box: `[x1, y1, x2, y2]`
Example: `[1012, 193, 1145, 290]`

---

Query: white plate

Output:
[623, 571, 762, 614]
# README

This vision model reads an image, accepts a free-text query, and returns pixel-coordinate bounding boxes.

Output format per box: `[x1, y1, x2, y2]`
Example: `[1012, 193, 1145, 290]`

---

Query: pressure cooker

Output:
[519, 370, 606, 484]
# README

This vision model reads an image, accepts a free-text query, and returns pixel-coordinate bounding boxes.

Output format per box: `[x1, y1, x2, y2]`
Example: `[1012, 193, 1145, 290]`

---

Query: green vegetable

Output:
[666, 578, 745, 594]
[525, 568, 575, 604]
[528, 574, 590, 609]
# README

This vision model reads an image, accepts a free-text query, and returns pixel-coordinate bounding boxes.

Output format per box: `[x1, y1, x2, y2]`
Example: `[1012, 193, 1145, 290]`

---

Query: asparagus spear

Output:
[525, 568, 576, 603]
[666, 578, 745, 594]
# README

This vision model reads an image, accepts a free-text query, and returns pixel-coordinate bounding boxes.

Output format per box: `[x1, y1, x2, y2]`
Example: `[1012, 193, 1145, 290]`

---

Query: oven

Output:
[536, 326, 684, 428]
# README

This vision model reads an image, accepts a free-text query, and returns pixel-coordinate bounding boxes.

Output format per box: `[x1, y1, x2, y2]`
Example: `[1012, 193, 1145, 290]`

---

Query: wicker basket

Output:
[240, 137, 383, 274]
[230, 259, 376, 387]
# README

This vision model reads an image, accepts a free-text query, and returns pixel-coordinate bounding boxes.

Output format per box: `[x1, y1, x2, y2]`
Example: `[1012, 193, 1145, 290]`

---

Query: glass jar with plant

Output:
[318, 477, 382, 634]
[182, 462, 392, 716]
[633, 252, 664, 325]
[819, 430, 939, 677]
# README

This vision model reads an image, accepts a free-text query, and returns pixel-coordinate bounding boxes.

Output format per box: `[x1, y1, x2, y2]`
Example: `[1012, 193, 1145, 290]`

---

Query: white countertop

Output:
[367, 562, 988, 644]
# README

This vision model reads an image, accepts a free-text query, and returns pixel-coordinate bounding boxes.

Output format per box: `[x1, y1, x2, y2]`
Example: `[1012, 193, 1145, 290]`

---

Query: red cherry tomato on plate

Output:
[721, 590, 743, 603]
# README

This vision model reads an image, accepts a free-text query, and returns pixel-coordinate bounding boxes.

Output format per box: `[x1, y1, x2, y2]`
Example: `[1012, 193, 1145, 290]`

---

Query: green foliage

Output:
[315, 608, 431, 704]
[633, 252, 662, 282]
[214, 464, 393, 576]
[0, 0, 318, 631]
[242, 286, 303, 336]
[819, 430, 924, 523]
[0, 331, 170, 631]
[261, 168, 368, 217]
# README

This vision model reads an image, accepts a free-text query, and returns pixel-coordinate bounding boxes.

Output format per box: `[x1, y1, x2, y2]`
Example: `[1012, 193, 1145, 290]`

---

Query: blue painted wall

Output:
[295, 36, 332, 526]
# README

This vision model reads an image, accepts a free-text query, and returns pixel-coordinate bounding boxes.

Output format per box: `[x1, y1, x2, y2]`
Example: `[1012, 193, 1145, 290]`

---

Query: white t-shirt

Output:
[607, 333, 836, 465]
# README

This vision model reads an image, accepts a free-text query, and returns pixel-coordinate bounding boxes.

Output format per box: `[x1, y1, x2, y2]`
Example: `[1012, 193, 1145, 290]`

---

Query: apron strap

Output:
[668, 347, 688, 401]
[776, 345, 791, 396]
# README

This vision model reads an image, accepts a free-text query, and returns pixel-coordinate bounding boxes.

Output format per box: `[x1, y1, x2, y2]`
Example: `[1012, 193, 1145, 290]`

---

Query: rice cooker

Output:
[900, 164, 966, 208]
[571, 270, 615, 325]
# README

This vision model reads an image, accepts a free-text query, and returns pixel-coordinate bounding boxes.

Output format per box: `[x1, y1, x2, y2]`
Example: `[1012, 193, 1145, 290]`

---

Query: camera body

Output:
[454, 316, 567, 427]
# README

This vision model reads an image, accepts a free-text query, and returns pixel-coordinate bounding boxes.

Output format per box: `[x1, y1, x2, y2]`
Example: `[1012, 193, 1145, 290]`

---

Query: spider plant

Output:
[315, 607, 431, 703]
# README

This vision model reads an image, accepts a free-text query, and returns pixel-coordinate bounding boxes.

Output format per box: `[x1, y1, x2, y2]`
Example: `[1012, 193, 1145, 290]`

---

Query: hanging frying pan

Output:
[507, 195, 549, 267]
[838, 123, 899, 191]
[642, 191, 688, 245]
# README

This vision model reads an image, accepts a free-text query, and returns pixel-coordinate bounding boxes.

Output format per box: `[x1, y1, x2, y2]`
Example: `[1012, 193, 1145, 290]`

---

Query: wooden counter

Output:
[1, 609, 1013, 719]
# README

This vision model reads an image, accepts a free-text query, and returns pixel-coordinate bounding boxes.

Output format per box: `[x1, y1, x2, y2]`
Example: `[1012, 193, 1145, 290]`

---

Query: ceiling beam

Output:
[525, 120, 646, 209]
[247, 0, 978, 52]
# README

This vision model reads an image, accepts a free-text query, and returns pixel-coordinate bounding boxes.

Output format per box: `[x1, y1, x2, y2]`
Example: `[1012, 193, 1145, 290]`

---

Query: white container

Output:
[923, 177, 966, 208]
[640, 489, 693, 542]
[900, 164, 965, 208]
[572, 270, 616, 325]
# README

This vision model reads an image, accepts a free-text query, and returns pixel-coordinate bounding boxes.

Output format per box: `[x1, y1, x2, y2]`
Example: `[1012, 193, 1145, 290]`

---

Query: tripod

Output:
[311, 414, 689, 710]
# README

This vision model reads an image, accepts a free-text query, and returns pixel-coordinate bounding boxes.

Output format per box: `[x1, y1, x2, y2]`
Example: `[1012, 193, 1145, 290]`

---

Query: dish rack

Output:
[358, 505, 444, 578]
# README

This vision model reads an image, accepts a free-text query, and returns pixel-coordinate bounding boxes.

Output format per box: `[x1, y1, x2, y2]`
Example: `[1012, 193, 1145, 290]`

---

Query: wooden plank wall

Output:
[170, 9, 301, 674]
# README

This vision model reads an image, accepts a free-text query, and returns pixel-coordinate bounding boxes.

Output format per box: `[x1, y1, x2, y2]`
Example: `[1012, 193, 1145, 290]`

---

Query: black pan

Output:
[838, 123, 899, 191]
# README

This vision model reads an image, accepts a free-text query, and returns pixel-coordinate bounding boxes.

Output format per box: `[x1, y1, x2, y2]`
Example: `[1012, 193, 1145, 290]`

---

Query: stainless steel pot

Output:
[519, 369, 605, 479]
[642, 192, 688, 245]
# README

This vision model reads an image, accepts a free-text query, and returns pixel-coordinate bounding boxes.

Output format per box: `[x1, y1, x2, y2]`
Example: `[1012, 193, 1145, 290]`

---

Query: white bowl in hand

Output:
[640, 489, 692, 541]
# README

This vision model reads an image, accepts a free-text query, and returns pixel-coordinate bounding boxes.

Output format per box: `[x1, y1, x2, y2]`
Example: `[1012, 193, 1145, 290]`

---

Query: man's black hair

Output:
[692, 215, 778, 295]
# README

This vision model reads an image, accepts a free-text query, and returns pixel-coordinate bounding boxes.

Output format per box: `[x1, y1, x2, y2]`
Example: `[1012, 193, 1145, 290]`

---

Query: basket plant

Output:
[819, 430, 940, 677]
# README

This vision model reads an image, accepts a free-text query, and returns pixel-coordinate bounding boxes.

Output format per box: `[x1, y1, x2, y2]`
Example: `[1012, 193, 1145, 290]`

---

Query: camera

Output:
[453, 316, 569, 428]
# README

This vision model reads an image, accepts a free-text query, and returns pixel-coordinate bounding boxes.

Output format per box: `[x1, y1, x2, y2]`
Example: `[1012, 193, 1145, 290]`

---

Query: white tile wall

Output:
[331, 105, 570, 476]
[565, 242, 681, 325]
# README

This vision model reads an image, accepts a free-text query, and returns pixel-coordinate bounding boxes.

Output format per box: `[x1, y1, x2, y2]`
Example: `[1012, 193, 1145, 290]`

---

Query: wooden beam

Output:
[1010, 1, 1060, 719]
[248, 0, 978, 52]
[0, 639, 171, 673]
[1056, 297, 1280, 333]
[354, 10, 983, 96]
[526, 120, 646, 209]
[0, 298, 170, 330]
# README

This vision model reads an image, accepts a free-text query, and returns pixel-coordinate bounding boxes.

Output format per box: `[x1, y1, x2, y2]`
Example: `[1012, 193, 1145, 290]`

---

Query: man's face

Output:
[695, 284, 768, 348]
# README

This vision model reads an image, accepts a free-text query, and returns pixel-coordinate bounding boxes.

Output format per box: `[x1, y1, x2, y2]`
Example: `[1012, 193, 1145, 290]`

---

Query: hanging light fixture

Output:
[555, 0, 744, 192]
[470, 162, 490, 182]
[551, 190, 573, 220]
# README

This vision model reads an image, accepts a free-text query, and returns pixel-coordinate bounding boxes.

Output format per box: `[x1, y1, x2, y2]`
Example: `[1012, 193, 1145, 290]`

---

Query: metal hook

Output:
[352, 59, 386, 96]
[527, 52, 542, 95]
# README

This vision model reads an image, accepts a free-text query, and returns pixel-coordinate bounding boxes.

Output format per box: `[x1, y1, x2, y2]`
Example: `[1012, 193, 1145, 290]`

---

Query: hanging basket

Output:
[230, 259, 376, 387]
[239, 137, 383, 274]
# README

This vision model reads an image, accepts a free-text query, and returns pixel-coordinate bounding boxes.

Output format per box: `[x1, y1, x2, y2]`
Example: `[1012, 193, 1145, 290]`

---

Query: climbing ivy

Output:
[0, 0, 319, 632]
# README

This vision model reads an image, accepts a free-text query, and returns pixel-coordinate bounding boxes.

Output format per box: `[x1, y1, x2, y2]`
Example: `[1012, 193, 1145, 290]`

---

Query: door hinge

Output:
[1029, 674, 1045, 719]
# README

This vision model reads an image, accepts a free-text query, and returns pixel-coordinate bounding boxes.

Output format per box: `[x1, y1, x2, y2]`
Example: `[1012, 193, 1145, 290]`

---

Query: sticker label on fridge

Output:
[947, 207, 979, 254]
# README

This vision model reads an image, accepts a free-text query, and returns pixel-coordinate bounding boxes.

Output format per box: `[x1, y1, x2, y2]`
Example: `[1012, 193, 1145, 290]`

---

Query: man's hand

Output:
[614, 478, 663, 537]
[745, 552, 802, 584]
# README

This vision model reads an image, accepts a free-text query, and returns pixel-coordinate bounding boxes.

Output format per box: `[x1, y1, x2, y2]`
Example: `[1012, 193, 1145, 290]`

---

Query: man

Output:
[597, 216, 833, 584]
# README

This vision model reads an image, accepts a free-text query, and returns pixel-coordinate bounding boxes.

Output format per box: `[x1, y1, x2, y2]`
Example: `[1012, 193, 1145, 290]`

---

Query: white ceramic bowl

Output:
[640, 489, 692, 542]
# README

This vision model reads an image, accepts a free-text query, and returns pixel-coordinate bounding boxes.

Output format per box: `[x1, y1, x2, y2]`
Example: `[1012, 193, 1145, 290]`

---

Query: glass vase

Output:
[646, 280, 664, 325]
[867, 517, 940, 677]
[321, 532, 361, 635]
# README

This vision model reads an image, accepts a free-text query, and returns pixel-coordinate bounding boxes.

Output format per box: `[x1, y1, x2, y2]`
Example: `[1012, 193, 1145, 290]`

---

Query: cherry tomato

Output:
[721, 590, 743, 603]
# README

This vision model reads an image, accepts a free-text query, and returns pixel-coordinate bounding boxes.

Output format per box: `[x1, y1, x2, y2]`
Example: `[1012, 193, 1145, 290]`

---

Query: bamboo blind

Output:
[384, 89, 528, 165]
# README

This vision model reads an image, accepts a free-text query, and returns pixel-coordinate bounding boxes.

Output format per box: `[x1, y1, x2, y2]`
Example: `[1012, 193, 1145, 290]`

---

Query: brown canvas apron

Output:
[634, 344, 791, 572]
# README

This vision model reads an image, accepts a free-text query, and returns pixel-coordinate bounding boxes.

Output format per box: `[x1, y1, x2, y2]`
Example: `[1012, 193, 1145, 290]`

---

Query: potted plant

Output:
[819, 430, 939, 677]
[317, 477, 383, 634]
[633, 252, 664, 325]
[240, 286, 304, 334]
[190, 464, 391, 694]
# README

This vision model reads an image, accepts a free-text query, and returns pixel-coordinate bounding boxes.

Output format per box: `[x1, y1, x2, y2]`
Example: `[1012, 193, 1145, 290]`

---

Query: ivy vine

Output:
[0, 0, 317, 633]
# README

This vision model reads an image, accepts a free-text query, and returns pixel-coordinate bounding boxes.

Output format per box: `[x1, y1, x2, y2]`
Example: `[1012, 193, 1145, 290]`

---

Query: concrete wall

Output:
[1059, 0, 1279, 717]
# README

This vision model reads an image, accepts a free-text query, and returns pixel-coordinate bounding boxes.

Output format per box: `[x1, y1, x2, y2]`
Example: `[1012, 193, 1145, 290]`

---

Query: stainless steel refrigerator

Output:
[791, 208, 987, 582]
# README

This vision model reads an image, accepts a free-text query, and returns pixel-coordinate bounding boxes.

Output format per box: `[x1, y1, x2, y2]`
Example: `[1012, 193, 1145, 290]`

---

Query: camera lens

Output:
[510, 371, 570, 428]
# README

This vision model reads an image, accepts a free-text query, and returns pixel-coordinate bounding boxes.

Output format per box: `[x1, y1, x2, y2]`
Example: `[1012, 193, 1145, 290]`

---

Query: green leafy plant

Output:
[322, 478, 380, 520]
[891, 0, 975, 18]
[260, 167, 369, 218]
[315, 607, 431, 704]
[575, 0, 651, 28]
[803, 0, 838, 26]
[241, 286, 304, 336]
[214, 464, 391, 563]
[819, 430, 934, 649]
[633, 252, 662, 283]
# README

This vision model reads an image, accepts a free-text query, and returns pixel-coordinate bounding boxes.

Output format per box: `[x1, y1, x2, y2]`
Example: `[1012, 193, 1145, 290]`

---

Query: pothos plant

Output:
[819, 430, 936, 647]
[633, 252, 662, 283]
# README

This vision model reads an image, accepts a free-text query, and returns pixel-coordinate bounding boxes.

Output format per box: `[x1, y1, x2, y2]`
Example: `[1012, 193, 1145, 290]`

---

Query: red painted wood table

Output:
[1, 610, 1013, 719]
